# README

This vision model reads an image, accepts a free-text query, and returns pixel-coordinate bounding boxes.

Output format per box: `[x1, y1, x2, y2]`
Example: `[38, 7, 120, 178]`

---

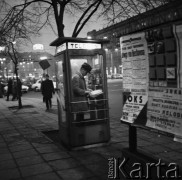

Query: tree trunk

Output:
[15, 64, 22, 109]
[57, 23, 64, 37]
[52, 1, 65, 37]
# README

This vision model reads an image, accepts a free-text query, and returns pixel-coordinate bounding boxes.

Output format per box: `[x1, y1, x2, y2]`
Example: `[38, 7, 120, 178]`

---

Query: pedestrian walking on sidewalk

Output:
[6, 78, 13, 101]
[0, 81, 3, 98]
[12, 78, 22, 101]
[12, 79, 18, 101]
[41, 74, 55, 110]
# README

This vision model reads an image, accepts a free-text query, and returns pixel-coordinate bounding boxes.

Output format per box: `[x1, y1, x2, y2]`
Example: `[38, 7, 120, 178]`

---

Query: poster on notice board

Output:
[120, 32, 149, 124]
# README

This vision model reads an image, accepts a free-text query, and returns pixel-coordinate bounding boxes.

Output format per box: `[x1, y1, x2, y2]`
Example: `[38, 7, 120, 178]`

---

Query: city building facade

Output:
[87, 0, 182, 77]
[0, 51, 55, 82]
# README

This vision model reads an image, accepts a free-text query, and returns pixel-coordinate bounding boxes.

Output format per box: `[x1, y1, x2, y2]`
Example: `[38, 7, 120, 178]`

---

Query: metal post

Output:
[129, 125, 137, 152]
[110, 52, 113, 74]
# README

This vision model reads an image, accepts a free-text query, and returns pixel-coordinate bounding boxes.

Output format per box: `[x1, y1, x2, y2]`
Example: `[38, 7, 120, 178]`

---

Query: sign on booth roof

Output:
[68, 42, 101, 50]
[56, 42, 101, 54]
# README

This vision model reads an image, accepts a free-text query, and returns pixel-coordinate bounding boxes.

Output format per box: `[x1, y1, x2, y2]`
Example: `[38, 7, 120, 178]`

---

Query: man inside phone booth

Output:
[72, 62, 92, 121]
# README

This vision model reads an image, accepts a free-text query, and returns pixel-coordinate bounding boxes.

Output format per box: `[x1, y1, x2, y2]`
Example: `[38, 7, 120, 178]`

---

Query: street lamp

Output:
[0, 58, 6, 62]
[40, 56, 47, 60]
[0, 46, 5, 52]
[4, 67, 8, 79]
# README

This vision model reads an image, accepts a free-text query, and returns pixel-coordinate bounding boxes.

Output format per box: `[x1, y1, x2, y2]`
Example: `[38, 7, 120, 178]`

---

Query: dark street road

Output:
[22, 79, 123, 119]
[107, 79, 123, 119]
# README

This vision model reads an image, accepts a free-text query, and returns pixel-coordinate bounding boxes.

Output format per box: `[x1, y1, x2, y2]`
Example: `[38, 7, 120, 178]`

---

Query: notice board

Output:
[120, 24, 182, 141]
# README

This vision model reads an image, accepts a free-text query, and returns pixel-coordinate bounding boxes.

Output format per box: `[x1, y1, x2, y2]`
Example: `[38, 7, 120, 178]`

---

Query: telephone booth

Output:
[50, 37, 110, 150]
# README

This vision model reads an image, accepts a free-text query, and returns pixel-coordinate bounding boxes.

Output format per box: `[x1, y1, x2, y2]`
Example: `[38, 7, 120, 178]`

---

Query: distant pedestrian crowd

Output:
[6, 78, 22, 101]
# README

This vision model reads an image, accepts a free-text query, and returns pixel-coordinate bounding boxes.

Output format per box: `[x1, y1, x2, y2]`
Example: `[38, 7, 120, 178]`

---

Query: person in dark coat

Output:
[41, 74, 55, 110]
[12, 78, 22, 101]
[72, 63, 92, 121]
[6, 78, 13, 101]
[0, 81, 3, 98]
[12, 79, 18, 101]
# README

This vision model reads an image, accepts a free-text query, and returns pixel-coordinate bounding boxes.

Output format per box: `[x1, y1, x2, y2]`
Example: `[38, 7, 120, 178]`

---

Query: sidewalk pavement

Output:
[0, 96, 182, 180]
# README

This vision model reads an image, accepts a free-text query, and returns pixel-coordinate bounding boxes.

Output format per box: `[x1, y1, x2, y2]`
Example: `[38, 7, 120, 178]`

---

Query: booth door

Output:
[55, 54, 67, 126]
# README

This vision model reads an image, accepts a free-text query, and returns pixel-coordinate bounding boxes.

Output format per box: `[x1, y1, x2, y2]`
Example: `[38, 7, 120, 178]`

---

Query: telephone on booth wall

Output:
[88, 68, 103, 90]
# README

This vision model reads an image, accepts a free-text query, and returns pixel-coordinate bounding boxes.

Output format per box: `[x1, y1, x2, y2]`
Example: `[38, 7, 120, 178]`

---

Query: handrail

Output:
[72, 118, 108, 124]
[70, 99, 108, 104]
[71, 108, 109, 114]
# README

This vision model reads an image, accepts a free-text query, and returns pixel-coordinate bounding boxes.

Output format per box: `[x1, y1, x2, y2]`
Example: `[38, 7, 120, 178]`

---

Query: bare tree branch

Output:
[0, 0, 172, 41]
[72, 0, 102, 37]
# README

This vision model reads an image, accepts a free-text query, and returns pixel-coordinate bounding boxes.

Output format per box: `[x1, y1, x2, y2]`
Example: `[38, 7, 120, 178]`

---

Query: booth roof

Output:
[49, 37, 109, 46]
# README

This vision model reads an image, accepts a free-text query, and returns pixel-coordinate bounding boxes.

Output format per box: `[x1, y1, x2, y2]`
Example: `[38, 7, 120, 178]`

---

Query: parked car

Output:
[32, 79, 56, 92]
[114, 74, 123, 79]
[21, 85, 29, 93]
[107, 74, 112, 79]
[22, 81, 33, 90]
[0, 81, 8, 89]
[0, 81, 7, 95]
[4, 84, 29, 95]
[107, 74, 123, 79]
[31, 79, 42, 91]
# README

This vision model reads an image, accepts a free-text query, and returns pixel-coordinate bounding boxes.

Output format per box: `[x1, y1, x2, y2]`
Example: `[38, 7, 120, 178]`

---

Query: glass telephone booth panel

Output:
[51, 38, 110, 149]
[55, 54, 69, 144]
[56, 57, 66, 122]
[70, 54, 108, 123]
